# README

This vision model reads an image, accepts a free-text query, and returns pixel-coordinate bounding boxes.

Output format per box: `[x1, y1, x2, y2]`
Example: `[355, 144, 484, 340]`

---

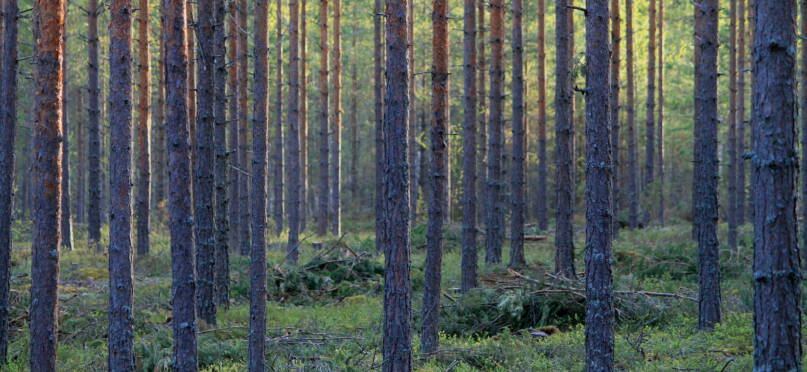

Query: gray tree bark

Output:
[317, 0, 330, 236]
[60, 5, 73, 252]
[286, 0, 303, 266]
[373, 0, 384, 253]
[460, 0, 478, 293]
[610, 0, 620, 235]
[693, 0, 721, 330]
[644, 0, 656, 190]
[554, 0, 575, 277]
[135, 0, 150, 256]
[484, 0, 504, 264]
[536, 0, 548, 232]
[213, 0, 229, 307]
[272, 0, 284, 235]
[508, 0, 525, 269]
[330, 0, 342, 235]
[626, 0, 639, 228]
[87, 0, 101, 249]
[752, 0, 801, 370]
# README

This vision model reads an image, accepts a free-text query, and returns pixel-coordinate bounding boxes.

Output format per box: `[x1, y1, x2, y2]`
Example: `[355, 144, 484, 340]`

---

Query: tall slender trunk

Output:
[213, 0, 229, 307]
[249, 0, 269, 366]
[287, 0, 302, 264]
[407, 0, 417, 226]
[508, 0, 525, 268]
[728, 0, 739, 251]
[736, 0, 746, 224]
[626, 0, 638, 228]
[656, 0, 664, 225]
[349, 21, 358, 203]
[153, 6, 167, 219]
[484, 0, 504, 264]
[752, 1, 801, 369]
[238, 0, 250, 255]
[535, 0, 547, 232]
[30, 0, 65, 368]
[476, 0, 486, 225]
[554, 0, 575, 276]
[273, 0, 284, 235]
[644, 0, 656, 191]
[135, 0, 151, 256]
[60, 4, 73, 251]
[373, 0, 384, 252]
[87, 0, 101, 249]
[0, 0, 18, 362]
[317, 0, 330, 236]
[195, 0, 217, 326]
[300, 0, 309, 231]
[801, 0, 807, 249]
[330, 0, 342, 235]
[187, 2, 197, 191]
[382, 0, 412, 367]
[77, 89, 86, 224]
[584, 0, 614, 369]
[422, 0, 448, 354]
[227, 0, 239, 251]
[693, 0, 721, 330]
[460, 0, 477, 293]
[165, 0, 198, 367]
[610, 0, 620, 234]
[108, 0, 136, 367]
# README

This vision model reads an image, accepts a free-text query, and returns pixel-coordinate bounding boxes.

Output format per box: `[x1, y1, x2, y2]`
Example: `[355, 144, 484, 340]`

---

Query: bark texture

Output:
[373, 0, 384, 253]
[484, 0, 504, 264]
[693, 0, 721, 330]
[330, 0, 342, 235]
[60, 5, 72, 251]
[728, 0, 739, 251]
[272, 0, 284, 235]
[87, 0, 101, 249]
[536, 0, 547, 232]
[300, 0, 309, 231]
[135, 0, 150, 256]
[30, 0, 64, 368]
[656, 0, 665, 225]
[610, 0, 620, 234]
[317, 0, 330, 236]
[248, 0, 269, 367]
[382, 0, 412, 368]
[584, 0, 614, 370]
[0, 0, 18, 363]
[213, 0, 229, 307]
[237, 0, 250, 255]
[460, 0, 478, 293]
[165, 0, 199, 367]
[287, 0, 302, 265]
[644, 0, 656, 189]
[626, 0, 638, 228]
[752, 0, 801, 370]
[554, 0, 575, 277]
[508, 0, 525, 268]
[108, 0, 136, 367]
[227, 0, 239, 251]
[422, 0, 448, 354]
[737, 0, 747, 225]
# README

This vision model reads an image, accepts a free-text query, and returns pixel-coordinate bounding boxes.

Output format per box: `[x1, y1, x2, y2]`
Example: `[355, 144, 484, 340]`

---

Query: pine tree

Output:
[508, 0, 525, 268]
[287, 0, 303, 267]
[330, 0, 342, 235]
[554, 0, 575, 276]
[213, 0, 229, 306]
[460, 0, 478, 293]
[317, 0, 330, 236]
[135, 0, 151, 256]
[535, 0, 547, 232]
[60, 3, 73, 251]
[484, 0, 504, 264]
[626, 0, 639, 228]
[87, 0, 101, 250]
[272, 0, 284, 235]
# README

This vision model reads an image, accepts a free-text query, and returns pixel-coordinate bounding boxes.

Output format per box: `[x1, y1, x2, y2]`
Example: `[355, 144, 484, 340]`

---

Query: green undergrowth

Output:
[3, 220, 798, 370]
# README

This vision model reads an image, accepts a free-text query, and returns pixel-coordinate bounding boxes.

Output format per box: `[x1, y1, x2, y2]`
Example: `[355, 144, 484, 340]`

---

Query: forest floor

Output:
[2, 218, 792, 371]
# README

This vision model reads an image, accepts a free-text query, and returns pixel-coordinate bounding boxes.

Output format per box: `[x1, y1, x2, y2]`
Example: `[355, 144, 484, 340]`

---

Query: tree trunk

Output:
[0, 0, 18, 362]
[287, 0, 302, 266]
[644, 0, 656, 190]
[317, 0, 329, 236]
[350, 21, 358, 203]
[249, 0, 269, 367]
[135, 0, 150, 256]
[195, 0, 217, 326]
[108, 0, 136, 367]
[60, 5, 73, 251]
[213, 0, 229, 307]
[238, 0, 250, 256]
[382, 0, 412, 367]
[407, 0, 417, 227]
[508, 0, 524, 269]
[76, 89, 86, 224]
[728, 0, 739, 251]
[273, 0, 284, 235]
[693, 0, 721, 330]
[554, 0, 575, 277]
[153, 5, 166, 219]
[30, 0, 65, 368]
[584, 0, 614, 369]
[166, 0, 199, 362]
[736, 0, 746, 225]
[227, 0, 239, 251]
[752, 1, 800, 369]
[476, 0, 486, 225]
[536, 0, 547, 232]
[422, 0, 448, 354]
[484, 0, 504, 264]
[460, 0, 477, 293]
[609, 0, 620, 235]
[87, 0, 101, 249]
[801, 0, 807, 249]
[373, 0, 384, 253]
[656, 0, 665, 225]
[626, 0, 638, 228]
[330, 0, 341, 235]
[188, 2, 197, 192]
[300, 0, 309, 231]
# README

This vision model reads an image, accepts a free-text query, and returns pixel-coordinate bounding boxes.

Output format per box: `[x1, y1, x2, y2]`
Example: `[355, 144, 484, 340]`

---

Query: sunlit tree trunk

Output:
[752, 1, 800, 369]
[693, 0, 721, 330]
[727, 0, 738, 251]
[153, 4, 167, 220]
